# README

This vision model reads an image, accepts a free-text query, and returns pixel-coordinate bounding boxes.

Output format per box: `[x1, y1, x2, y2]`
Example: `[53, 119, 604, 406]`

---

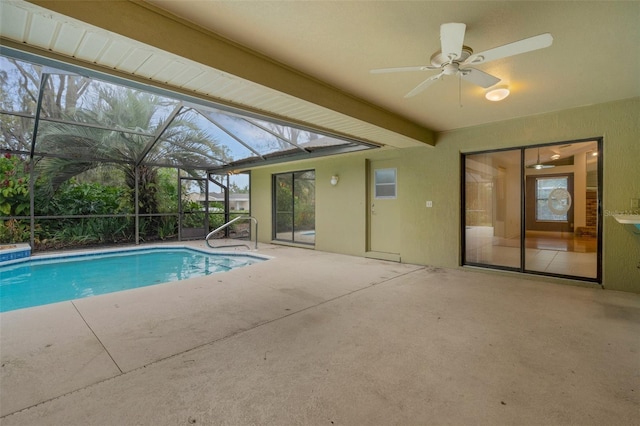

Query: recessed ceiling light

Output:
[485, 85, 510, 101]
[551, 154, 561, 160]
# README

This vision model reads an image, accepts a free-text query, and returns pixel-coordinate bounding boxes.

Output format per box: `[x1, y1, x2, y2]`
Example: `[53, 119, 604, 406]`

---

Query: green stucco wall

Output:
[250, 98, 640, 293]
[251, 152, 370, 256]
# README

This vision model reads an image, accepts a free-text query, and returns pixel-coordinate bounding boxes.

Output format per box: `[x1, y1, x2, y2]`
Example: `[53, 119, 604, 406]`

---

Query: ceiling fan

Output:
[370, 23, 553, 98]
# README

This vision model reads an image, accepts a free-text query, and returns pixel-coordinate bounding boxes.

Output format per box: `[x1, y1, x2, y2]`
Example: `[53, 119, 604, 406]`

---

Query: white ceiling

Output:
[145, 1, 640, 132]
[1, 1, 638, 148]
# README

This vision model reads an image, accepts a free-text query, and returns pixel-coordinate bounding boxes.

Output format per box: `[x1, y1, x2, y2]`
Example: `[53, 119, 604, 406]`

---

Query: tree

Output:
[229, 182, 249, 193]
[35, 87, 230, 231]
[2, 56, 230, 235]
[0, 57, 91, 153]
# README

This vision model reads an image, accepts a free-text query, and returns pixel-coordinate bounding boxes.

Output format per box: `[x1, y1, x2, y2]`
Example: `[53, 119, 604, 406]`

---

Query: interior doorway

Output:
[462, 139, 601, 282]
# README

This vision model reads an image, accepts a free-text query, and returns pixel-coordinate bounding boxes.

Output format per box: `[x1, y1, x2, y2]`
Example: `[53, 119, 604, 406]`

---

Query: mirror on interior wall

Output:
[523, 141, 599, 279]
[463, 139, 601, 281]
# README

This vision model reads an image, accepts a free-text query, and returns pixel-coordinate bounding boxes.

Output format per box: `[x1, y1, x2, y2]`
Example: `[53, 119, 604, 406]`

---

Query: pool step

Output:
[0, 243, 31, 265]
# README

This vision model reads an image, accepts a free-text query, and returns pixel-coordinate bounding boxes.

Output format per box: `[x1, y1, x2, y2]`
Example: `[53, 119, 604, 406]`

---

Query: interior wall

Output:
[573, 152, 587, 229]
[525, 165, 576, 232]
[250, 98, 640, 293]
[523, 156, 588, 231]
[505, 163, 521, 239]
[492, 163, 506, 239]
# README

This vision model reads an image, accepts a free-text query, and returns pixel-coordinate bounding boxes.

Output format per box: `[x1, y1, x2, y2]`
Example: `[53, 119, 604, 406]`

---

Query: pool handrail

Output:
[205, 215, 258, 250]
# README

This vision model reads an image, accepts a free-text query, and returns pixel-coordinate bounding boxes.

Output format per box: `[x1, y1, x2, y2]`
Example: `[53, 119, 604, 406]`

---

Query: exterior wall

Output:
[251, 152, 373, 256]
[249, 98, 640, 293]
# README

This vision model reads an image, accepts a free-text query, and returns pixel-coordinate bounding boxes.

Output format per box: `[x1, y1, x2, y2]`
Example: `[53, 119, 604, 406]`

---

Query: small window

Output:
[536, 176, 570, 222]
[374, 168, 396, 199]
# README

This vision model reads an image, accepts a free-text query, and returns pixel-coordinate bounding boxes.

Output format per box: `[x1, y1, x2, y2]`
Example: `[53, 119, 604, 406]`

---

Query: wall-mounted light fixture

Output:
[485, 85, 510, 102]
[330, 175, 339, 186]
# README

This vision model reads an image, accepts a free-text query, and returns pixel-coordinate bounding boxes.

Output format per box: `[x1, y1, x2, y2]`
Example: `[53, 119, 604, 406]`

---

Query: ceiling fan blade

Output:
[404, 72, 444, 98]
[464, 33, 553, 65]
[440, 23, 466, 61]
[460, 68, 501, 88]
[370, 65, 437, 74]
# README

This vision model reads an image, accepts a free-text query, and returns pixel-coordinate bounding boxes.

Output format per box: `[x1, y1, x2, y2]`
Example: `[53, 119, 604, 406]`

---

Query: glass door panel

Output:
[524, 141, 599, 278]
[274, 173, 294, 241]
[293, 170, 315, 244]
[464, 150, 522, 269]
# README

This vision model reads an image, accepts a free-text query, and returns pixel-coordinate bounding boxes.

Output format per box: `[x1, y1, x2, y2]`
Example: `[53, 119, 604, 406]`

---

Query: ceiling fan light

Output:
[526, 147, 556, 169]
[485, 85, 510, 101]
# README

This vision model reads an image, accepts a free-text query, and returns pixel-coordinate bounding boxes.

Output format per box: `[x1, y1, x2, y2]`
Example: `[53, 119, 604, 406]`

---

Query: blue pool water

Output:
[0, 247, 265, 313]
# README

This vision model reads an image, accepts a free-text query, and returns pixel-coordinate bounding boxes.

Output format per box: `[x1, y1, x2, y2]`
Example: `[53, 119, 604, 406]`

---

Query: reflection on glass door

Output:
[463, 139, 601, 282]
[464, 150, 522, 269]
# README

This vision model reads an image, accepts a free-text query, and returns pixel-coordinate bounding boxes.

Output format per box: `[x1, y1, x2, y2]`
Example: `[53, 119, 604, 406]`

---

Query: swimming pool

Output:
[0, 246, 266, 313]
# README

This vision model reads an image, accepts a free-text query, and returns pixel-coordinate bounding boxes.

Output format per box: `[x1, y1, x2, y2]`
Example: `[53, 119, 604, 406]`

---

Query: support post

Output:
[29, 159, 35, 248]
[135, 165, 139, 245]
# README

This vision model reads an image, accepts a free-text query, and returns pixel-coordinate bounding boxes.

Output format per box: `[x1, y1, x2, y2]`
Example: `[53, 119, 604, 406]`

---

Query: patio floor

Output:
[1, 242, 638, 425]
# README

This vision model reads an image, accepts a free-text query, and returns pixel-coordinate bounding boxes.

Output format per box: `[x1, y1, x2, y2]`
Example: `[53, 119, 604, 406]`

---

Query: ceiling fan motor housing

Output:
[430, 46, 473, 67]
[443, 63, 459, 75]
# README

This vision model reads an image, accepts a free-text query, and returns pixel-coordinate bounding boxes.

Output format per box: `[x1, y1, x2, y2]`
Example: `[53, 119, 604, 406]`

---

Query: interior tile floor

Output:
[1, 242, 637, 425]
[466, 227, 598, 278]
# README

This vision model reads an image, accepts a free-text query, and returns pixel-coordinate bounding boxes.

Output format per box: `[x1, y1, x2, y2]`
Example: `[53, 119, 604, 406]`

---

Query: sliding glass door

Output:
[273, 170, 315, 245]
[462, 139, 601, 282]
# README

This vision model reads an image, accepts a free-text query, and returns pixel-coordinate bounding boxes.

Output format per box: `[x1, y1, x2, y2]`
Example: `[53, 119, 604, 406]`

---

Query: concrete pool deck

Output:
[1, 242, 638, 424]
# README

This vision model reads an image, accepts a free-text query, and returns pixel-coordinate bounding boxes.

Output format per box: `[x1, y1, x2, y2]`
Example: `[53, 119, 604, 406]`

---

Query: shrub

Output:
[0, 153, 29, 217]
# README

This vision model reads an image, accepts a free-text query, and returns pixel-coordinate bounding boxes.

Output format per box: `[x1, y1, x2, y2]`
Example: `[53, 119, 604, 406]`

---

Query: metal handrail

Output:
[205, 215, 258, 250]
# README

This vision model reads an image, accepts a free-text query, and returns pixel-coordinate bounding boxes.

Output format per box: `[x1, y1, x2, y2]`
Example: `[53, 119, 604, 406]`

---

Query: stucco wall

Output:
[249, 98, 640, 293]
[250, 152, 369, 256]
